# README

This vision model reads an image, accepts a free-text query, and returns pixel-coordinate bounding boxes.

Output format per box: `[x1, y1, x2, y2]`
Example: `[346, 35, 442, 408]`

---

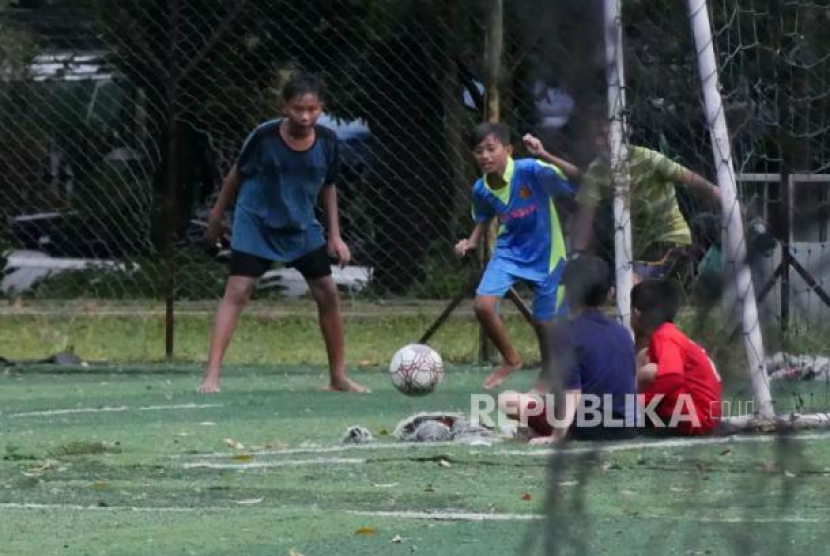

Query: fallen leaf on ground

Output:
[231, 454, 253, 462]
[355, 526, 378, 536]
[24, 460, 58, 477]
[223, 438, 244, 450]
[521, 493, 532, 501]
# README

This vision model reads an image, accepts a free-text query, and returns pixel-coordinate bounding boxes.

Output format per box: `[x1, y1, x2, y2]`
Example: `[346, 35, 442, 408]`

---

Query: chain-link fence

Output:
[1, 0, 828, 361]
[2, 1, 830, 555]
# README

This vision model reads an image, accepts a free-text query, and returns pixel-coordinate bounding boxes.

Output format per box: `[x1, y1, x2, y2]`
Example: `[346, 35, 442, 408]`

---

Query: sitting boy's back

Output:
[499, 255, 637, 444]
[552, 257, 637, 439]
[632, 280, 722, 435]
[560, 308, 637, 432]
[645, 322, 722, 434]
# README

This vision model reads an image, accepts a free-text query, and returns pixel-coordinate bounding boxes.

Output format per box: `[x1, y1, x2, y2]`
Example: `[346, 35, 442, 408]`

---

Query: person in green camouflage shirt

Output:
[523, 133, 720, 281]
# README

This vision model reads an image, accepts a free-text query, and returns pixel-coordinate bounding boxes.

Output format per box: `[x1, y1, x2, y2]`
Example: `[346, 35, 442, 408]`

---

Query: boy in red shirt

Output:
[632, 280, 722, 435]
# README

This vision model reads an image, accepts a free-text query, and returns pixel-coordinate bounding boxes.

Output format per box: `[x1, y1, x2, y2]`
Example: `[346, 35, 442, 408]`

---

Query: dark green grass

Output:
[2, 364, 830, 555]
[0, 305, 539, 366]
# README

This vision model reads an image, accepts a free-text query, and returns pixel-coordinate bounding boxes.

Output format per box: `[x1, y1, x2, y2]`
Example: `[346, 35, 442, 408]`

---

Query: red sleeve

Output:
[650, 333, 685, 379]
[643, 331, 685, 418]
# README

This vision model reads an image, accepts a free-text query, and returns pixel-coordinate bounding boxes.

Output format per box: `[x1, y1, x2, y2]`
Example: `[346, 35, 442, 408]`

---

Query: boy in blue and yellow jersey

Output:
[456, 123, 576, 389]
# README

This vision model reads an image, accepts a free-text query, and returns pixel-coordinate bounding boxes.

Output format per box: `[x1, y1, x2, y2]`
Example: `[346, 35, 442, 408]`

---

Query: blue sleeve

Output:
[324, 134, 339, 186]
[471, 185, 495, 224]
[531, 159, 575, 198]
[236, 128, 260, 178]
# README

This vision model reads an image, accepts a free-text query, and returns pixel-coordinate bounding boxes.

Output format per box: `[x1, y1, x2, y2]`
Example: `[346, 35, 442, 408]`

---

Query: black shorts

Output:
[229, 246, 332, 281]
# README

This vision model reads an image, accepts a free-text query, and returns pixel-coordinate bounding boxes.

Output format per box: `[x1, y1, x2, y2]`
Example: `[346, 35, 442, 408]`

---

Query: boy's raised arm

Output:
[532, 159, 577, 199]
[523, 134, 581, 179]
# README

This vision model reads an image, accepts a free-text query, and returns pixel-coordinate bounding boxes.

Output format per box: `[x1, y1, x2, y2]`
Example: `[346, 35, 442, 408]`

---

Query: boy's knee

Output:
[224, 279, 255, 305]
[474, 297, 498, 319]
[309, 278, 340, 309]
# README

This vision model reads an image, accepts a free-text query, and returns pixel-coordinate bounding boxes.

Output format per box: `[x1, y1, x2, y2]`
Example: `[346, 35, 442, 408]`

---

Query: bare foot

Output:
[483, 358, 523, 390]
[197, 376, 221, 394]
[324, 377, 371, 393]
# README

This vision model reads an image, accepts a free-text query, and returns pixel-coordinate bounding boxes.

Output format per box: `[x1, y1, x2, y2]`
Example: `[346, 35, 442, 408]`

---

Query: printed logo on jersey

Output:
[500, 203, 539, 223]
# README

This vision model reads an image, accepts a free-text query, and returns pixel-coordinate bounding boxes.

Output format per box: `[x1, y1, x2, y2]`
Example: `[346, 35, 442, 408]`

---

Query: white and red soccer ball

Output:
[389, 344, 444, 396]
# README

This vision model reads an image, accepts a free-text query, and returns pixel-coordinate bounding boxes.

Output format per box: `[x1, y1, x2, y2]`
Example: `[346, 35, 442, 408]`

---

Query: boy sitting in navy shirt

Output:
[498, 256, 637, 444]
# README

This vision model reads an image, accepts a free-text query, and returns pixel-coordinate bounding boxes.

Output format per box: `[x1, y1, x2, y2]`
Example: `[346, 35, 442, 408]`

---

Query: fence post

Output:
[604, 0, 633, 331]
[164, 0, 181, 360]
[480, 0, 503, 363]
[164, 118, 177, 360]
[687, 0, 774, 418]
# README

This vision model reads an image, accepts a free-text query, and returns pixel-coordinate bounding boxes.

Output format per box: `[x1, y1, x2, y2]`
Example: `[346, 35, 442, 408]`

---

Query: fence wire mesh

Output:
[2, 1, 830, 555]
[0, 0, 828, 381]
[0, 0, 830, 378]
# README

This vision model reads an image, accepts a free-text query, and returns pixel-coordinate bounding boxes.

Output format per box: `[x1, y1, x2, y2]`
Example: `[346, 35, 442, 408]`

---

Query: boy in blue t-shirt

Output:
[198, 73, 368, 394]
[499, 256, 637, 444]
[456, 122, 575, 390]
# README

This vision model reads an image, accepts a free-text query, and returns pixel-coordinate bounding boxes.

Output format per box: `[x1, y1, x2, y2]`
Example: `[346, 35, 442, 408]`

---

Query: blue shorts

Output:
[476, 259, 567, 321]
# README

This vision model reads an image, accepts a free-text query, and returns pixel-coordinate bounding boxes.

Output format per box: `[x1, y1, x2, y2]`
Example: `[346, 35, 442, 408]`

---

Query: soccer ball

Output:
[389, 344, 444, 396]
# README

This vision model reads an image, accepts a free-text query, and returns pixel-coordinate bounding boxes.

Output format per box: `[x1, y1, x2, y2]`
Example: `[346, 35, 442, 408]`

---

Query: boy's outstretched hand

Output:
[455, 238, 476, 257]
[522, 133, 545, 157]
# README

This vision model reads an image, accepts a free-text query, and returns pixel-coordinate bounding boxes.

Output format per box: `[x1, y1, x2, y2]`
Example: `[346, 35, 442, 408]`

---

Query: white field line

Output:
[9, 406, 129, 417]
[499, 431, 830, 457]
[348, 509, 542, 522]
[182, 457, 366, 470]
[8, 403, 221, 418]
[186, 430, 830, 461]
[186, 441, 445, 459]
[1, 503, 826, 524]
[348, 510, 830, 524]
[0, 502, 200, 513]
[137, 404, 221, 411]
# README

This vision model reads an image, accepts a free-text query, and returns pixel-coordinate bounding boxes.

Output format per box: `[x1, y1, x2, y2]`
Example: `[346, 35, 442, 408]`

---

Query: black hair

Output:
[470, 122, 511, 149]
[630, 279, 681, 329]
[282, 73, 326, 103]
[562, 255, 612, 308]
